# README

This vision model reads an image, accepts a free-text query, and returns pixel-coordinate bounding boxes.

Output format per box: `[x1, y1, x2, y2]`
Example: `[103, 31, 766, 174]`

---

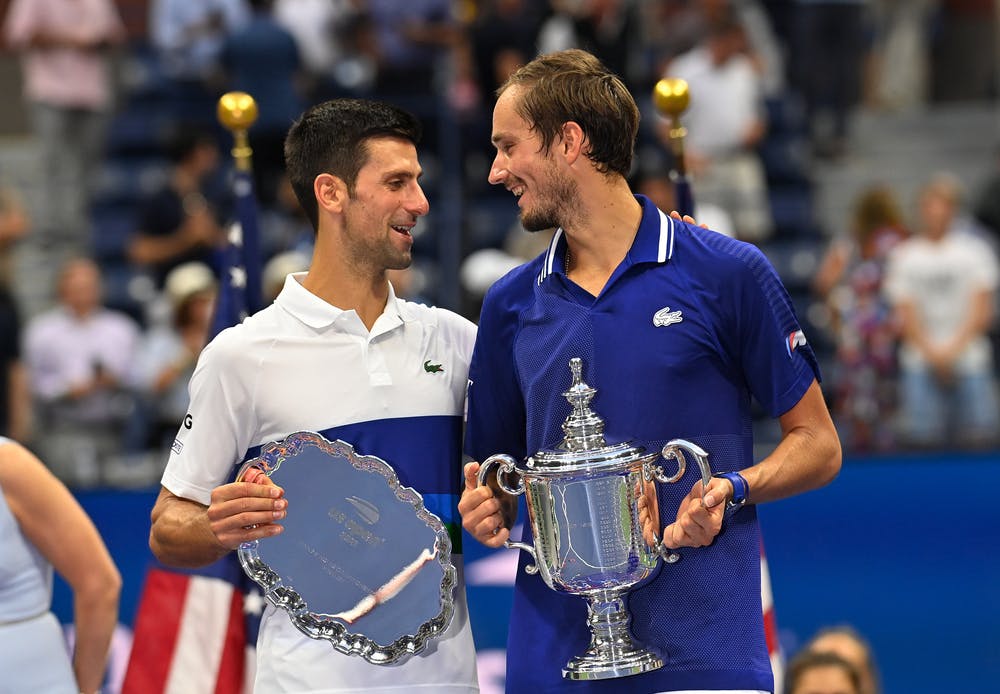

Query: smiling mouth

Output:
[391, 225, 413, 237]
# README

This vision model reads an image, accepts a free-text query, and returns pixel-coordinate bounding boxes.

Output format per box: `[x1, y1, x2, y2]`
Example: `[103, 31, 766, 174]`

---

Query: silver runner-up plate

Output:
[236, 431, 456, 664]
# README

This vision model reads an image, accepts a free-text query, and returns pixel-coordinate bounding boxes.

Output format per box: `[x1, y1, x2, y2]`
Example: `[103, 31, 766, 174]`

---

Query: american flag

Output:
[122, 165, 265, 694]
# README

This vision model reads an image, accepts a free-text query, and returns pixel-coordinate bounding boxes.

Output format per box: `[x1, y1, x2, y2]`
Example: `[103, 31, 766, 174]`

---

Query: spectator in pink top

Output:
[3, 0, 124, 264]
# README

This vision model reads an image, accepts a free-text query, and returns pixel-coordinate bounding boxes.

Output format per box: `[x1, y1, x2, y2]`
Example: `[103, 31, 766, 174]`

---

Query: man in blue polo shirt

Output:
[459, 49, 842, 693]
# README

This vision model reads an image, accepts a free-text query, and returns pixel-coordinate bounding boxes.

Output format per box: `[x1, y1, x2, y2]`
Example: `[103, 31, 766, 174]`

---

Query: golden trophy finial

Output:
[217, 91, 259, 172]
[652, 78, 690, 178]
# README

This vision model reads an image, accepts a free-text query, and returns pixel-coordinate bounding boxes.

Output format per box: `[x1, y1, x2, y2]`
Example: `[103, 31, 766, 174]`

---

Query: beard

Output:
[519, 168, 579, 232]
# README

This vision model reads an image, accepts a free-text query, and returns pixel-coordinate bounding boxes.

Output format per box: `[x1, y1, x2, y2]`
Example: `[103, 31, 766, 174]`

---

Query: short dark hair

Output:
[497, 48, 639, 177]
[283, 99, 423, 230]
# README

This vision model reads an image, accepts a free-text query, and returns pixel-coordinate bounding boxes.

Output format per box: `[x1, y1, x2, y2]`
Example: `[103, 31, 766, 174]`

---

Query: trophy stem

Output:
[561, 590, 664, 680]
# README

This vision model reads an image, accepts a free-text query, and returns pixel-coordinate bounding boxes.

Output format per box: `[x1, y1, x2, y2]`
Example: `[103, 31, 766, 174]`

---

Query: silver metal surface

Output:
[238, 431, 456, 665]
[477, 358, 713, 680]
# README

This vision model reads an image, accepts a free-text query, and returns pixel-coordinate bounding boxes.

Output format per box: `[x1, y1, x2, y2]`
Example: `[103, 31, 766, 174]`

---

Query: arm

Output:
[149, 472, 286, 569]
[127, 207, 224, 266]
[662, 380, 841, 548]
[6, 360, 31, 442]
[0, 442, 121, 694]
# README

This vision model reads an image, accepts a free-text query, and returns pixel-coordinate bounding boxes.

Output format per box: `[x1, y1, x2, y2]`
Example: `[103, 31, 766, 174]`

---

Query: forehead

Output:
[797, 664, 855, 693]
[358, 136, 421, 176]
[491, 87, 532, 140]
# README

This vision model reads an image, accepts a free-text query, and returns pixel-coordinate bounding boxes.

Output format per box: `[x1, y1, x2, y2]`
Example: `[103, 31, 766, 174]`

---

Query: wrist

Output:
[712, 471, 749, 511]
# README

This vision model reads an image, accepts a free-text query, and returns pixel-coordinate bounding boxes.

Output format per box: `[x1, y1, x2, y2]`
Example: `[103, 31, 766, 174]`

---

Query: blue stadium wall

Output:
[54, 451, 1000, 693]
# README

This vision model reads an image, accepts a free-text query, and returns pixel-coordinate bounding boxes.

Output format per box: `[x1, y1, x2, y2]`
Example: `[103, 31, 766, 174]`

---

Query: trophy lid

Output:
[526, 358, 656, 473]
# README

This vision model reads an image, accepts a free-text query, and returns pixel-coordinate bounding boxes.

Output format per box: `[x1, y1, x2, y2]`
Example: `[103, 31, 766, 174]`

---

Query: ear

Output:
[314, 173, 348, 215]
[560, 121, 587, 165]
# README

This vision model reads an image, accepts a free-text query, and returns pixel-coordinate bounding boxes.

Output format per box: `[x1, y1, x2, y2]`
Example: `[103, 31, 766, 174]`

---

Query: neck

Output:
[301, 237, 391, 331]
[564, 181, 642, 278]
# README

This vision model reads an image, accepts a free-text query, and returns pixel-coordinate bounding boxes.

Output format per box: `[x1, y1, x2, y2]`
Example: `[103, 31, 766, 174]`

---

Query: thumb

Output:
[701, 478, 729, 509]
[463, 461, 481, 491]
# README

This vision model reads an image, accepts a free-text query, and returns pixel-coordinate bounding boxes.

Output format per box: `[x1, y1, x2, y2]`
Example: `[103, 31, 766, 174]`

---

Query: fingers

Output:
[458, 480, 507, 545]
[463, 461, 481, 491]
[660, 481, 724, 549]
[667, 210, 707, 229]
[207, 480, 288, 550]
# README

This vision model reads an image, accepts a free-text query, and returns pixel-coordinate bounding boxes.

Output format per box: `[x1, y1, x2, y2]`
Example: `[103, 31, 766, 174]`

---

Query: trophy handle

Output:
[658, 439, 712, 488]
[475, 454, 538, 574]
[648, 439, 713, 564]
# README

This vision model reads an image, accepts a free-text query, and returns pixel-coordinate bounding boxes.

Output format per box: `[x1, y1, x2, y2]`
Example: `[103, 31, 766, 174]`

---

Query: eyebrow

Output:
[382, 168, 423, 182]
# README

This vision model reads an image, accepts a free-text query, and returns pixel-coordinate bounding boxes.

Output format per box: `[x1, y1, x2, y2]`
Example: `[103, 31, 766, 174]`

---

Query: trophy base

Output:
[560, 590, 665, 680]
[562, 647, 664, 681]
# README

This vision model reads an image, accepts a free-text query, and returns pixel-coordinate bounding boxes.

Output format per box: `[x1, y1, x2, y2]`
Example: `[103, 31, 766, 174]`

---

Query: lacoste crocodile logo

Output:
[424, 360, 444, 373]
[652, 306, 683, 327]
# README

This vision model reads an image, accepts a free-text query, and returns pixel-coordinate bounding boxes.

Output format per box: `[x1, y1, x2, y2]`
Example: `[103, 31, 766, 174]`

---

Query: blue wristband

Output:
[712, 471, 749, 511]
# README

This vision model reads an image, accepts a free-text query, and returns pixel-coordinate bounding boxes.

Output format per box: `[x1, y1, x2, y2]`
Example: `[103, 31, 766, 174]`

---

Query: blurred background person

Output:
[790, 0, 869, 159]
[784, 649, 862, 694]
[148, 0, 250, 112]
[219, 0, 304, 207]
[883, 173, 1000, 450]
[2, 0, 125, 307]
[23, 257, 141, 488]
[0, 182, 30, 443]
[126, 127, 229, 291]
[804, 625, 881, 694]
[0, 436, 121, 694]
[127, 261, 217, 469]
[813, 183, 908, 451]
[658, 11, 773, 243]
[367, 0, 459, 98]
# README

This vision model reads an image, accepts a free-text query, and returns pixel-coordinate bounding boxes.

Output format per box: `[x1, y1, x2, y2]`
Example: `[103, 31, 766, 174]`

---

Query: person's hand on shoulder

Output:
[669, 209, 707, 229]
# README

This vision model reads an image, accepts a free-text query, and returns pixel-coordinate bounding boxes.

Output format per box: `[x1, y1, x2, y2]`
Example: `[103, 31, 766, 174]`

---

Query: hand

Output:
[458, 461, 509, 548]
[669, 209, 707, 229]
[636, 481, 660, 549]
[660, 478, 729, 550]
[205, 470, 286, 550]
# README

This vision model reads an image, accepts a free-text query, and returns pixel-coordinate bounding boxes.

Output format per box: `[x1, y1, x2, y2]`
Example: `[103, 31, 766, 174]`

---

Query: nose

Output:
[488, 153, 507, 186]
[409, 182, 430, 217]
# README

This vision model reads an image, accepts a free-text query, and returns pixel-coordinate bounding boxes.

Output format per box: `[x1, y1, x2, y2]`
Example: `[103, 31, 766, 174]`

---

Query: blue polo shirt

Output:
[465, 195, 819, 693]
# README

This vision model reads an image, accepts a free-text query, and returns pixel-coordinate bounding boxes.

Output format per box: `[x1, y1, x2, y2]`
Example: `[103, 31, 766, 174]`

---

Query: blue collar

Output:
[536, 194, 676, 285]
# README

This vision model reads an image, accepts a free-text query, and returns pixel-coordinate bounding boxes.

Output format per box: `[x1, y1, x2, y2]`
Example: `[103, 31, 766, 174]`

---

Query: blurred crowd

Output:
[0, 0, 998, 488]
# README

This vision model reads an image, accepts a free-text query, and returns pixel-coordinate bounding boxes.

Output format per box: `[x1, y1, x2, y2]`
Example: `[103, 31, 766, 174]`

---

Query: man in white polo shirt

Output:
[148, 99, 479, 693]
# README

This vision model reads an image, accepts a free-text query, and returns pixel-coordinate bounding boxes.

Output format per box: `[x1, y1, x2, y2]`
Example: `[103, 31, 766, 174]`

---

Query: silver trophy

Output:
[477, 358, 712, 680]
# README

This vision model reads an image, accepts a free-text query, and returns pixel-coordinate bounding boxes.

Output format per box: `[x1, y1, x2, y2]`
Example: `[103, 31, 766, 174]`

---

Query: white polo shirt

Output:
[162, 273, 479, 693]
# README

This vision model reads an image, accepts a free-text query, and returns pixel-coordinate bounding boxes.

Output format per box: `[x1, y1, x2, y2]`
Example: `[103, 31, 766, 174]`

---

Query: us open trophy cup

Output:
[477, 358, 712, 680]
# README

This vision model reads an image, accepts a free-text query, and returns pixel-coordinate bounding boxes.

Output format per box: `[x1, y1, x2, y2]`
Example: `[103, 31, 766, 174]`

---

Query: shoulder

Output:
[481, 254, 546, 315]
[675, 222, 775, 281]
[198, 306, 279, 370]
[400, 300, 477, 343]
